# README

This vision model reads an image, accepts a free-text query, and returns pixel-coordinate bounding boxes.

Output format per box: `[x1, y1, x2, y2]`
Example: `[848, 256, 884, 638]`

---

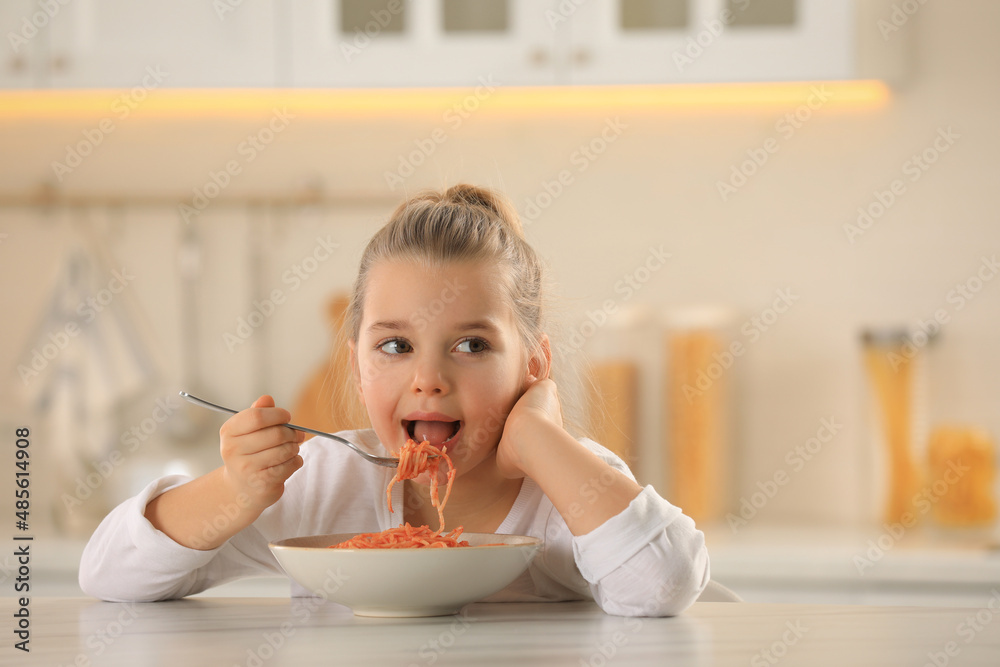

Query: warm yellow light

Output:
[0, 81, 889, 119]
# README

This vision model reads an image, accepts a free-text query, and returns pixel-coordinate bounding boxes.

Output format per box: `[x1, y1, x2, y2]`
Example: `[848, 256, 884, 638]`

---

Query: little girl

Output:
[80, 184, 709, 616]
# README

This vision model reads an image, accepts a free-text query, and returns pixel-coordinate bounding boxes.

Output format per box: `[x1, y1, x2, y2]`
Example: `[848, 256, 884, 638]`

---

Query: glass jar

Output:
[584, 304, 658, 484]
[662, 307, 738, 524]
[860, 327, 929, 528]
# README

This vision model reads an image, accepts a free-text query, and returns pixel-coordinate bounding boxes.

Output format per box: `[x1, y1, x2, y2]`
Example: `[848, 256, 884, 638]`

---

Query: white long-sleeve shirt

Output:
[79, 430, 710, 616]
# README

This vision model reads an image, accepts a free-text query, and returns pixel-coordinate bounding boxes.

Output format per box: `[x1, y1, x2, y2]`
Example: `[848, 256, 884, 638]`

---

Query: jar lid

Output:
[860, 326, 938, 346]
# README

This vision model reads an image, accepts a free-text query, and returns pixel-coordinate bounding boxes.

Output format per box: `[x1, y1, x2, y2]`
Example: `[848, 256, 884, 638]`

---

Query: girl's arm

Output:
[79, 474, 283, 601]
[144, 395, 305, 550]
[81, 395, 306, 601]
[499, 390, 643, 535]
[498, 379, 709, 616]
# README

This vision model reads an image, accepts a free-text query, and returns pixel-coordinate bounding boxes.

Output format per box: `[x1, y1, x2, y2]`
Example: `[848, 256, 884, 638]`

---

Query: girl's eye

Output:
[378, 339, 412, 355]
[455, 338, 489, 354]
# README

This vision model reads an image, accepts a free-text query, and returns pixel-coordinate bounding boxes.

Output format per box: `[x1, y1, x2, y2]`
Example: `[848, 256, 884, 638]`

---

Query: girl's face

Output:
[352, 259, 535, 476]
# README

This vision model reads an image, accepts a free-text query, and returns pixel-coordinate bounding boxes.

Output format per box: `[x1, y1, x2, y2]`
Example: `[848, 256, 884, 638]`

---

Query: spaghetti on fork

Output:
[330, 439, 469, 549]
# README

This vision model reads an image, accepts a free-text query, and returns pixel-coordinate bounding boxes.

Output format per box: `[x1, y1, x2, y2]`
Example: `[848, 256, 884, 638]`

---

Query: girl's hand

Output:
[496, 378, 563, 478]
[496, 377, 644, 537]
[218, 395, 305, 512]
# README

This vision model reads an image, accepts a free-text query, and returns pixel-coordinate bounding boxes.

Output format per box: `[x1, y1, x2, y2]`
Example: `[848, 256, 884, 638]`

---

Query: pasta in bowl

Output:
[269, 438, 540, 616]
[269, 532, 542, 617]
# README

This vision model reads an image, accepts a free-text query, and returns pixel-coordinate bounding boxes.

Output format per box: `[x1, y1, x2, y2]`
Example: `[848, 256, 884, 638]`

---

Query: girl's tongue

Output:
[411, 420, 457, 447]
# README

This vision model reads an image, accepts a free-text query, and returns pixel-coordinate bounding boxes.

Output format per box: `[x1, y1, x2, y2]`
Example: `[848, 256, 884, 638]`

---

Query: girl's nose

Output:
[410, 359, 450, 395]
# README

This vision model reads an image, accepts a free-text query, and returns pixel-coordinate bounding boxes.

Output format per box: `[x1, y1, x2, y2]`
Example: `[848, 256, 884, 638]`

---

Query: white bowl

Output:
[269, 532, 542, 617]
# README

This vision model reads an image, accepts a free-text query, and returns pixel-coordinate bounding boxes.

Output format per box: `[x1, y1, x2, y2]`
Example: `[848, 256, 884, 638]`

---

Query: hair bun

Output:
[444, 184, 525, 239]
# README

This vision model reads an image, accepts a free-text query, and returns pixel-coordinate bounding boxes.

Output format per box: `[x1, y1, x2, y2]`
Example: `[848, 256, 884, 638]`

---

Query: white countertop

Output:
[15, 525, 1000, 605]
[6, 597, 1000, 666]
[703, 523, 1000, 580]
[702, 523, 1000, 606]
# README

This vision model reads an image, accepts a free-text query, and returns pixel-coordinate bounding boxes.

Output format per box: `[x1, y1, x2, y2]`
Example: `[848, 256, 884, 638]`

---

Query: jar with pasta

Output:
[583, 303, 658, 485]
[862, 326, 998, 536]
[861, 327, 930, 528]
[663, 307, 738, 524]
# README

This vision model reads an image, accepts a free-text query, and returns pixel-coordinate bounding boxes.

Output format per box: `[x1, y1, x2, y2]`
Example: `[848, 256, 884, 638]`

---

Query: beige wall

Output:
[1, 1, 997, 534]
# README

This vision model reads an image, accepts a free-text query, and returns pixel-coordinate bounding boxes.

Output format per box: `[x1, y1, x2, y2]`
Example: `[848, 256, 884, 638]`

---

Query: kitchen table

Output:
[5, 596, 1000, 666]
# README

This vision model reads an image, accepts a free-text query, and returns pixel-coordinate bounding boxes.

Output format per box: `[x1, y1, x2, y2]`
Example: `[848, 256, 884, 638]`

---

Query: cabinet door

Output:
[42, 0, 277, 88]
[290, 0, 560, 88]
[568, 0, 854, 84]
[0, 0, 49, 87]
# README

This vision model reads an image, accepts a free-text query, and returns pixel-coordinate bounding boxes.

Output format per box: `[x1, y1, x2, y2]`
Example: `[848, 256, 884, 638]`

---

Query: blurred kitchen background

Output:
[1, 0, 998, 605]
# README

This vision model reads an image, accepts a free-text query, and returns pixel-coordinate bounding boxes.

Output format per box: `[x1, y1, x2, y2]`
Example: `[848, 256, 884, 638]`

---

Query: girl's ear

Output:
[526, 334, 552, 383]
[348, 339, 366, 406]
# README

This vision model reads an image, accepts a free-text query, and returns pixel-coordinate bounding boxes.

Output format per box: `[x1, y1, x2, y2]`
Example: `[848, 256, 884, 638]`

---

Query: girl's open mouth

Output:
[403, 419, 462, 447]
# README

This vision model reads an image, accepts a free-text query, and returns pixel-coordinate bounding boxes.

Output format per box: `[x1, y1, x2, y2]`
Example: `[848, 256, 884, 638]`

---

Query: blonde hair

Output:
[348, 184, 543, 355]
[338, 184, 587, 437]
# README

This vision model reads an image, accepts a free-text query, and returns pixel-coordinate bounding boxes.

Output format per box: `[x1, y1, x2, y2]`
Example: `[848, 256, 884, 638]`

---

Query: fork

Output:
[179, 391, 402, 468]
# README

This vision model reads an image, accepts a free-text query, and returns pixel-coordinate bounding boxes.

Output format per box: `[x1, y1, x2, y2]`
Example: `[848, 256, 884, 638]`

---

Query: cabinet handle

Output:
[528, 47, 549, 67]
[9, 55, 27, 74]
[572, 48, 591, 67]
[50, 55, 68, 73]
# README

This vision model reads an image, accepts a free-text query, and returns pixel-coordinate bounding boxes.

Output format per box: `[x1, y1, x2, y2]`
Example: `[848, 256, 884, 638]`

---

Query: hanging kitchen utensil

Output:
[165, 216, 212, 445]
[17, 206, 160, 534]
[249, 203, 270, 394]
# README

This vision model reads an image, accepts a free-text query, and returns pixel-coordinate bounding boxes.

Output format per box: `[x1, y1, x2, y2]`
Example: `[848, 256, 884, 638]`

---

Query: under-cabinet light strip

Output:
[0, 81, 889, 119]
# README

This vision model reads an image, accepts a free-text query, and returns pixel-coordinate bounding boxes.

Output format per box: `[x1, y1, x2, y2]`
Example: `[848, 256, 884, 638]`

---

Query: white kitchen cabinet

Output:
[2, 0, 277, 89]
[1, 0, 889, 90]
[289, 0, 561, 88]
[567, 0, 855, 85]
[1, 0, 49, 87]
[290, 0, 866, 89]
